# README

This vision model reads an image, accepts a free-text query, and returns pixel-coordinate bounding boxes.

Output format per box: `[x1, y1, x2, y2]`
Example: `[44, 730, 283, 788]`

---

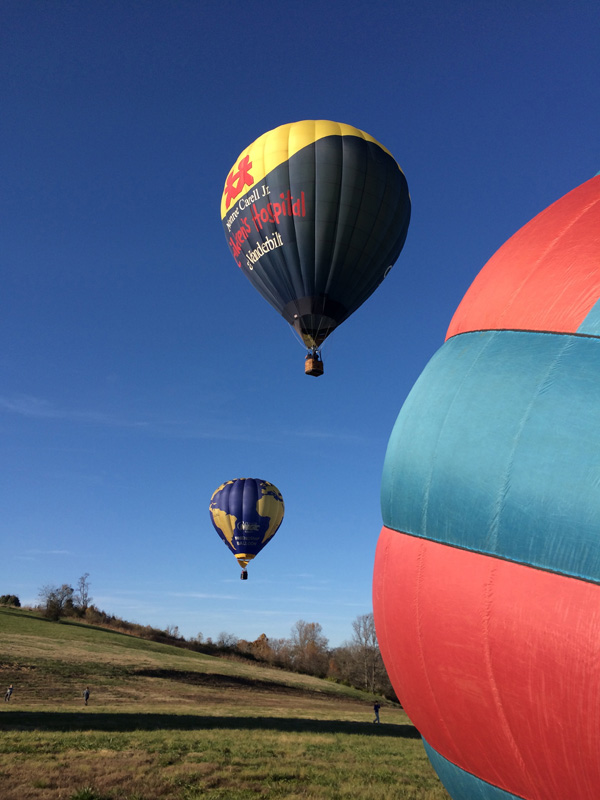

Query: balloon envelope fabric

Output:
[209, 478, 284, 570]
[221, 120, 410, 350]
[374, 174, 600, 800]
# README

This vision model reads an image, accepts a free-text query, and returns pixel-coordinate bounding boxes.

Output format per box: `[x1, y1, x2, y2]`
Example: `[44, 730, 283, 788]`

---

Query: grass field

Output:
[0, 608, 450, 799]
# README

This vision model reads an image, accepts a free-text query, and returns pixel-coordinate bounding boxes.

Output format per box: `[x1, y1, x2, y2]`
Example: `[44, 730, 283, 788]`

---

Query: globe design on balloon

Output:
[373, 174, 600, 800]
[209, 478, 284, 571]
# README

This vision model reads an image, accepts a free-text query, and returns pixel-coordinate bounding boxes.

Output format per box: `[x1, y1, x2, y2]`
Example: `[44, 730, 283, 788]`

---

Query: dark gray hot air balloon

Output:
[220, 120, 410, 375]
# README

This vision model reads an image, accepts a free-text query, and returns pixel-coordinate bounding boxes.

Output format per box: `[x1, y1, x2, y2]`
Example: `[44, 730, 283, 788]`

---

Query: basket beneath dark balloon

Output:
[305, 354, 324, 377]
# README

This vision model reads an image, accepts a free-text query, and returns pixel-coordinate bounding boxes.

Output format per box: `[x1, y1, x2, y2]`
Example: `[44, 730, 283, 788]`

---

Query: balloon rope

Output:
[287, 322, 308, 350]
[315, 306, 328, 352]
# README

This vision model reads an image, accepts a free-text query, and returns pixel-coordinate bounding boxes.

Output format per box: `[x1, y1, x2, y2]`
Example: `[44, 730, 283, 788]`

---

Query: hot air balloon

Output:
[373, 173, 600, 799]
[221, 120, 411, 376]
[209, 478, 284, 579]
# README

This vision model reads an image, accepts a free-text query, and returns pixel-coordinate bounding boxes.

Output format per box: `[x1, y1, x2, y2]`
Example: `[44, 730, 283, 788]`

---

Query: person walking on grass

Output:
[83, 687, 90, 706]
[373, 701, 381, 723]
[4, 684, 13, 702]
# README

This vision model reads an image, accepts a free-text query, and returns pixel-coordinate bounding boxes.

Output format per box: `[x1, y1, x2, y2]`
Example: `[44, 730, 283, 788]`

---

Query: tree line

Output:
[225, 616, 395, 699]
[2, 575, 396, 700]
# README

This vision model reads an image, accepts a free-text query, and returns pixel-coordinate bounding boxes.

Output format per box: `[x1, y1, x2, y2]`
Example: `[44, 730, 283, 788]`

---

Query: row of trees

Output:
[23, 575, 395, 699]
[205, 614, 393, 698]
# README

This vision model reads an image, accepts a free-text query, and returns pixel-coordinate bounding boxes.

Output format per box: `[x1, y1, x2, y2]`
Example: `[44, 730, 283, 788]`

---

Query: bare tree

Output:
[351, 612, 380, 693]
[349, 612, 394, 695]
[217, 631, 239, 648]
[264, 636, 290, 668]
[74, 573, 92, 613]
[327, 612, 395, 698]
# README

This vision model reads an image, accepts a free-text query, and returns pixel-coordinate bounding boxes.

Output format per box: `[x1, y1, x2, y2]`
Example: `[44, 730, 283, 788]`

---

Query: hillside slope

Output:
[0, 607, 389, 716]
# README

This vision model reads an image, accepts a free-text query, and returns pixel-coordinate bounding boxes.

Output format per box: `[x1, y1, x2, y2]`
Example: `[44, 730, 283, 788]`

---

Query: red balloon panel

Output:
[447, 175, 600, 339]
[373, 526, 600, 800]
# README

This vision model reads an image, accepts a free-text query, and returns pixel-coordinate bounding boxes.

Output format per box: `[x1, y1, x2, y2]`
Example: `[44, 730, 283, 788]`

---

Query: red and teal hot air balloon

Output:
[209, 478, 284, 579]
[220, 120, 411, 376]
[374, 173, 600, 800]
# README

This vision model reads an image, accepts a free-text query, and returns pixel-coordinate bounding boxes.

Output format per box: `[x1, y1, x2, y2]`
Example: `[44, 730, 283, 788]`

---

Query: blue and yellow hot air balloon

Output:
[221, 120, 411, 376]
[209, 478, 284, 579]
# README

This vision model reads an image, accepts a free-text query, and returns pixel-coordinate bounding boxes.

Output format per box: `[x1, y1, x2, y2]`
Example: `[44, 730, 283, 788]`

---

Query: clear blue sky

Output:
[2, 1, 599, 646]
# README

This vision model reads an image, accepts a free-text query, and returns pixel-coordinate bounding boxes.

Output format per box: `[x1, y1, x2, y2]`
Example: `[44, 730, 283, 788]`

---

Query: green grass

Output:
[0, 607, 450, 799]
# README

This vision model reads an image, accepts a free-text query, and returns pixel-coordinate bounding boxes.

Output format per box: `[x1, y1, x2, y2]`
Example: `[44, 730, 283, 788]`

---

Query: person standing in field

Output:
[4, 684, 13, 702]
[83, 687, 90, 706]
[373, 701, 381, 723]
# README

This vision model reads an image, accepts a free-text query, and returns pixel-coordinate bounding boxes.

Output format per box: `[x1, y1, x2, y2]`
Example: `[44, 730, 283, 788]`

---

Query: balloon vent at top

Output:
[221, 120, 411, 373]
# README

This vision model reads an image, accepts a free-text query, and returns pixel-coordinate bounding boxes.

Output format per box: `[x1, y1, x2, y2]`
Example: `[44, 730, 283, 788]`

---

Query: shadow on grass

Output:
[0, 711, 420, 739]
[135, 668, 350, 696]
